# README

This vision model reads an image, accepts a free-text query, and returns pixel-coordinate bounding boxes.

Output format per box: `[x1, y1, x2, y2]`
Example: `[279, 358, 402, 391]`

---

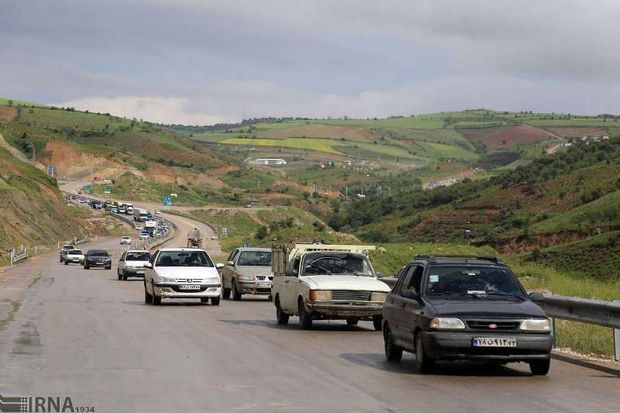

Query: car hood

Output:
[154, 266, 220, 280]
[303, 275, 391, 291]
[428, 298, 546, 318]
[235, 265, 273, 277]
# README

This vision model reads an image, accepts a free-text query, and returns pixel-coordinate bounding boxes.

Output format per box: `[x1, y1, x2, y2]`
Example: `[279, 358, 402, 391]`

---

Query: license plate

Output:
[179, 285, 201, 291]
[258, 282, 271, 288]
[334, 311, 369, 317]
[472, 337, 517, 347]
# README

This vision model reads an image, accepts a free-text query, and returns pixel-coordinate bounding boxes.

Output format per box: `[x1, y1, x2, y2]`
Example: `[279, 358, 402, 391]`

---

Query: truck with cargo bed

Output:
[271, 243, 391, 330]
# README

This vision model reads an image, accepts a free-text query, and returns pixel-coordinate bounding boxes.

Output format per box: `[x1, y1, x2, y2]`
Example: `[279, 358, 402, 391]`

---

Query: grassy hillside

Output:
[334, 137, 620, 279]
[0, 147, 85, 264]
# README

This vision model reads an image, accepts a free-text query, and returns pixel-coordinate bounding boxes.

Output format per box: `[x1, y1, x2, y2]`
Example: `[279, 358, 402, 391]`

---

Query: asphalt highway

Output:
[0, 235, 618, 413]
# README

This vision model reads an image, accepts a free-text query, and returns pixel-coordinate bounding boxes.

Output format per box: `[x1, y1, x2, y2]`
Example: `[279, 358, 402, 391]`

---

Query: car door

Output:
[119, 251, 126, 272]
[399, 265, 425, 348]
[224, 249, 239, 289]
[145, 251, 159, 293]
[282, 256, 301, 312]
[388, 266, 414, 346]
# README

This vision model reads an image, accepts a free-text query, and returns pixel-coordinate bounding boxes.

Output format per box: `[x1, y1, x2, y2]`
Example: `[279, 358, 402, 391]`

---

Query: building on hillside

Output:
[249, 158, 287, 166]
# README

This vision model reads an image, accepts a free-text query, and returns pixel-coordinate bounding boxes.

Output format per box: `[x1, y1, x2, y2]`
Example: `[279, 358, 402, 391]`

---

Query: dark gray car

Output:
[382, 255, 553, 375]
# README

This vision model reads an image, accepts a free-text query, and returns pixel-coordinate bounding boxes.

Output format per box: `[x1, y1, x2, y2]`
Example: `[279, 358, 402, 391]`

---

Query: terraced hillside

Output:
[332, 136, 620, 280]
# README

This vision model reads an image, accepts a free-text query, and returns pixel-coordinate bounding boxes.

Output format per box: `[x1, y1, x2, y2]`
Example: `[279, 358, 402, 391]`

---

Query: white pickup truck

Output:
[271, 243, 390, 330]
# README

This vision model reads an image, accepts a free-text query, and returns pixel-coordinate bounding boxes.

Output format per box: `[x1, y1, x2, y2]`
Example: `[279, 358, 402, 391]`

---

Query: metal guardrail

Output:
[10, 248, 28, 265]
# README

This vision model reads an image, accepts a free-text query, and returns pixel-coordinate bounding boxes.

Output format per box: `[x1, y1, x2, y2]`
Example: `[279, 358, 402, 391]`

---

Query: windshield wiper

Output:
[484, 291, 526, 300]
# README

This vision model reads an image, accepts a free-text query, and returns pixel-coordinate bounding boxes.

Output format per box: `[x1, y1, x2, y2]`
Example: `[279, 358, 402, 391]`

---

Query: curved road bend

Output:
[0, 235, 617, 413]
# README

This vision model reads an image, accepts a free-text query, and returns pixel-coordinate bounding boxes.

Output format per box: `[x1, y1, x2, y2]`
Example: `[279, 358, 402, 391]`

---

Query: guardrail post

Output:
[615, 301, 620, 362]
[10, 248, 15, 265]
[551, 317, 556, 348]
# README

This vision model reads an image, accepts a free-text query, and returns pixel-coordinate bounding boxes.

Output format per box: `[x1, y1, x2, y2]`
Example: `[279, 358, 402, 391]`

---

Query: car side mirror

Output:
[285, 269, 298, 277]
[528, 291, 544, 303]
[216, 263, 224, 269]
[143, 263, 153, 269]
[226, 260, 235, 267]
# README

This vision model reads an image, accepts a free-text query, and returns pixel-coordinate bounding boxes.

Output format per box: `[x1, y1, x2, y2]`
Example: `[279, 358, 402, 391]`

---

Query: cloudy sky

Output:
[1, 0, 619, 124]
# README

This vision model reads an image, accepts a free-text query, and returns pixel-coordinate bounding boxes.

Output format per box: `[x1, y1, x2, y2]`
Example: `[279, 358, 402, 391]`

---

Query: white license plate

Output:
[472, 337, 517, 347]
[179, 285, 201, 290]
[258, 282, 272, 288]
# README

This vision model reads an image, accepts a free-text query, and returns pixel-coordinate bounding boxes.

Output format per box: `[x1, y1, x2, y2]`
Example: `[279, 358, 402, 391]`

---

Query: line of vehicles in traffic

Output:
[58, 239, 553, 375]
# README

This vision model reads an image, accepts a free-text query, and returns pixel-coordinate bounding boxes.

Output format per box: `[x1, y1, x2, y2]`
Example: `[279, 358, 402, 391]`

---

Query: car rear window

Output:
[237, 251, 272, 266]
[126, 252, 151, 261]
[88, 250, 110, 256]
[68, 250, 83, 255]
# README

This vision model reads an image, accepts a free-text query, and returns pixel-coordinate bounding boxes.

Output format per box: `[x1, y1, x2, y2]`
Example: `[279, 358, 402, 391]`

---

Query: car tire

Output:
[232, 281, 242, 301]
[384, 325, 403, 363]
[211, 297, 220, 306]
[346, 318, 358, 326]
[200, 297, 209, 304]
[117, 269, 122, 280]
[298, 299, 313, 330]
[105, 265, 111, 270]
[144, 282, 153, 305]
[222, 288, 231, 300]
[413, 332, 434, 374]
[276, 298, 289, 325]
[122, 273, 128, 281]
[373, 316, 383, 331]
[65, 261, 68, 265]
[84, 264, 90, 270]
[151, 282, 161, 305]
[530, 358, 551, 376]
[267, 294, 273, 302]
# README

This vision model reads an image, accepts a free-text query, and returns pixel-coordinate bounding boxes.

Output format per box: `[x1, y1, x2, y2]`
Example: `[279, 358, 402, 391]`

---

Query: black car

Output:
[84, 249, 112, 270]
[382, 255, 553, 375]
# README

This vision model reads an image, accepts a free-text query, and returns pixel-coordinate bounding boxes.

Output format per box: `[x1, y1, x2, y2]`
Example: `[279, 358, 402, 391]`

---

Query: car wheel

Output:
[84, 264, 90, 270]
[413, 332, 434, 374]
[144, 282, 153, 304]
[222, 288, 231, 300]
[232, 281, 242, 301]
[211, 297, 220, 306]
[122, 273, 128, 280]
[267, 294, 273, 302]
[151, 282, 161, 305]
[117, 269, 122, 280]
[298, 299, 313, 330]
[65, 261, 68, 265]
[105, 265, 111, 270]
[276, 298, 289, 325]
[373, 316, 383, 331]
[346, 318, 358, 326]
[384, 325, 403, 363]
[530, 358, 551, 376]
[200, 297, 209, 304]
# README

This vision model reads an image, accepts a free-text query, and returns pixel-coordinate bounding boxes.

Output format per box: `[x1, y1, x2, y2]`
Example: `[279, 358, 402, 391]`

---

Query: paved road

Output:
[0, 236, 618, 413]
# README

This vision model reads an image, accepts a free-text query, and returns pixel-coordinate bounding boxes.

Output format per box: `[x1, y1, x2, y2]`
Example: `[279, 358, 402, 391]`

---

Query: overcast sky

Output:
[1, 0, 619, 124]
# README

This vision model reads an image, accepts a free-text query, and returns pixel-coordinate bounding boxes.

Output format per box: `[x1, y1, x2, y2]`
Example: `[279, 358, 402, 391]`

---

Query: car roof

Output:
[125, 249, 151, 253]
[159, 247, 208, 252]
[236, 247, 271, 252]
[410, 255, 506, 266]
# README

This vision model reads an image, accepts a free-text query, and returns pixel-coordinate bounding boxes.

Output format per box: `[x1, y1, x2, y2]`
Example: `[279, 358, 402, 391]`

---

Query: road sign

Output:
[163, 196, 172, 206]
[103, 187, 111, 195]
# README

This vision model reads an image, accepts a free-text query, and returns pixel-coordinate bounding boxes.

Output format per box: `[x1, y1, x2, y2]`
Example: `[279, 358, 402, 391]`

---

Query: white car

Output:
[272, 244, 391, 330]
[143, 248, 222, 305]
[135, 224, 143, 230]
[64, 249, 85, 265]
[155, 209, 161, 214]
[118, 250, 151, 280]
[139, 232, 149, 240]
[120, 236, 131, 245]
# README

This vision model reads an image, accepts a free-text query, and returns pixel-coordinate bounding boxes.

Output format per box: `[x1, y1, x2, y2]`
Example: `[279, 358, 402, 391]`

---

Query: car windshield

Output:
[89, 251, 109, 257]
[126, 252, 151, 261]
[63, 245, 74, 250]
[237, 251, 272, 266]
[156, 251, 214, 267]
[302, 253, 374, 276]
[68, 250, 83, 255]
[425, 265, 526, 299]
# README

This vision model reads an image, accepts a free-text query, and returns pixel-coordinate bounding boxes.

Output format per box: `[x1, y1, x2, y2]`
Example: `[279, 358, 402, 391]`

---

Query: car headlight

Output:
[309, 290, 331, 301]
[520, 319, 551, 331]
[157, 276, 176, 283]
[371, 292, 388, 302]
[238, 275, 256, 282]
[430, 317, 466, 330]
